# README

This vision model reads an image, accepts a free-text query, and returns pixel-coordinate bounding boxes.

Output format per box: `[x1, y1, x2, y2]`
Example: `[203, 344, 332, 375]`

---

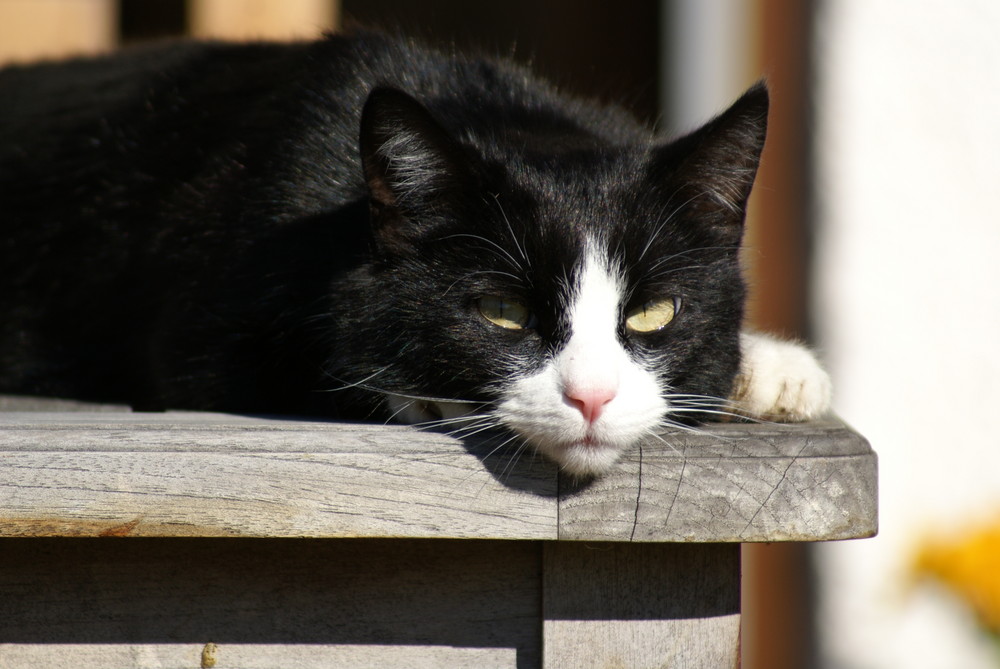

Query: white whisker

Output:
[384, 397, 415, 424]
[643, 429, 684, 456]
[443, 269, 521, 296]
[490, 193, 531, 270]
[439, 232, 524, 273]
[319, 366, 392, 392]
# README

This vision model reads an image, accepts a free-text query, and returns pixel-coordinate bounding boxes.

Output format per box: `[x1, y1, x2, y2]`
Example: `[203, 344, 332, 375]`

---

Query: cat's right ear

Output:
[359, 87, 472, 255]
[648, 83, 769, 245]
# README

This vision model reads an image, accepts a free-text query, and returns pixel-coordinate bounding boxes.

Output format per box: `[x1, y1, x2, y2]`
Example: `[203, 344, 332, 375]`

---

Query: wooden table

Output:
[0, 403, 876, 668]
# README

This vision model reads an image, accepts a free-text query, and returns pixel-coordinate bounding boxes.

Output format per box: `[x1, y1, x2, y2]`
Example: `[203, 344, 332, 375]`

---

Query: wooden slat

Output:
[0, 538, 542, 668]
[187, 0, 339, 40]
[557, 417, 878, 543]
[0, 407, 876, 668]
[542, 542, 741, 668]
[0, 645, 514, 669]
[0, 411, 876, 542]
[0, 0, 116, 65]
[0, 412, 557, 539]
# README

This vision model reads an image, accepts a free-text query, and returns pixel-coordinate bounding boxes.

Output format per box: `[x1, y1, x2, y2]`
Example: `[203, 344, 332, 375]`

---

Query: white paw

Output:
[730, 331, 832, 421]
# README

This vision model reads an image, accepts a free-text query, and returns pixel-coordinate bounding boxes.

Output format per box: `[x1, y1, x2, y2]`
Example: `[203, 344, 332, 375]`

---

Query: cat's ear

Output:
[359, 87, 472, 254]
[650, 83, 769, 242]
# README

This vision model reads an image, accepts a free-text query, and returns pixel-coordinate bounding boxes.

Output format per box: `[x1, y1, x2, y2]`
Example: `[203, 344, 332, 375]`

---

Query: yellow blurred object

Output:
[914, 517, 1000, 635]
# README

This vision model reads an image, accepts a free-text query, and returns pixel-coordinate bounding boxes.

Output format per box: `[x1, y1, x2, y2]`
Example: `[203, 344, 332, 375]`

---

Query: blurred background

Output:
[2, 1, 998, 667]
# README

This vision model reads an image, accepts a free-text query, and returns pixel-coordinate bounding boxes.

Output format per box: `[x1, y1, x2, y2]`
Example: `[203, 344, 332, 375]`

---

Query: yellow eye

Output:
[477, 296, 533, 330]
[625, 298, 678, 333]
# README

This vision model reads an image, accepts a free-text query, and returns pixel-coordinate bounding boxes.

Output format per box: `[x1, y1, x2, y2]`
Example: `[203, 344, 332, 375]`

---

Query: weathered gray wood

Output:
[0, 403, 877, 668]
[0, 394, 131, 411]
[0, 538, 542, 668]
[0, 645, 514, 669]
[0, 410, 876, 542]
[542, 542, 741, 669]
[558, 416, 878, 542]
[0, 411, 557, 539]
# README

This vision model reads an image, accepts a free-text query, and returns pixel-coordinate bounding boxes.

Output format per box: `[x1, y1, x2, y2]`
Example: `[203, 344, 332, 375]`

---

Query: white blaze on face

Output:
[499, 245, 667, 476]
[559, 248, 626, 422]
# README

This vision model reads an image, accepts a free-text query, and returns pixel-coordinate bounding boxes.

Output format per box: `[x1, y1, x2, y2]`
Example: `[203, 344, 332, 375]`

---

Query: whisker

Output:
[319, 366, 392, 393]
[384, 397, 415, 425]
[643, 430, 683, 456]
[636, 193, 702, 265]
[355, 383, 489, 407]
[411, 413, 489, 431]
[495, 434, 532, 481]
[456, 429, 525, 488]
[502, 446, 532, 482]
[440, 418, 502, 440]
[439, 232, 524, 273]
[643, 245, 740, 275]
[490, 193, 530, 270]
[443, 269, 521, 296]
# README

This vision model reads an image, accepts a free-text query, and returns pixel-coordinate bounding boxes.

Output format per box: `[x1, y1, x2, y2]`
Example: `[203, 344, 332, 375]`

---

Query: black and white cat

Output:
[0, 31, 830, 476]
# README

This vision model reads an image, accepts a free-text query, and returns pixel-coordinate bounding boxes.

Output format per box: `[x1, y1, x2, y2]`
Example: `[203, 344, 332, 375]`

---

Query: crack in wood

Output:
[630, 443, 643, 541]
[741, 437, 811, 536]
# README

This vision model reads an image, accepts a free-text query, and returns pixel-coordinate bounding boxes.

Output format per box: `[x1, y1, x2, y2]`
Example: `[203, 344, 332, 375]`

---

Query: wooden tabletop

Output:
[0, 400, 875, 667]
[0, 405, 877, 543]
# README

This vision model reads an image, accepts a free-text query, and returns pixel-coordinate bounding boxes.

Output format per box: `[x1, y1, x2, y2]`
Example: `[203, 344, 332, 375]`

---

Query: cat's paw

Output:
[729, 331, 832, 422]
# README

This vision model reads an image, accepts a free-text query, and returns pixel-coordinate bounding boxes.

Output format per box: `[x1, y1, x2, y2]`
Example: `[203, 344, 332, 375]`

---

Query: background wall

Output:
[814, 1, 1000, 667]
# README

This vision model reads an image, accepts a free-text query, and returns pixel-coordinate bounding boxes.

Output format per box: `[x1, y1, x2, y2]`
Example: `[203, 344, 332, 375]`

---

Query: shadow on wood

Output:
[0, 538, 543, 665]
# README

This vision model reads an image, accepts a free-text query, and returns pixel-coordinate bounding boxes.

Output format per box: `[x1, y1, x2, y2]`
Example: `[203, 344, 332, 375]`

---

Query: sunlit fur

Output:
[730, 332, 832, 421]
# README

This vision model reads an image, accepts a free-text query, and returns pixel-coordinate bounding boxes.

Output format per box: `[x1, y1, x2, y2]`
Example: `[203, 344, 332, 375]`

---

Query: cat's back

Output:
[0, 30, 645, 263]
[0, 31, 620, 195]
[0, 30, 649, 404]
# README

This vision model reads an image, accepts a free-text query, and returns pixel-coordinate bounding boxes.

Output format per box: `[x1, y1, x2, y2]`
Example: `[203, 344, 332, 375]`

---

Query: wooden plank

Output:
[0, 645, 513, 669]
[557, 417, 878, 542]
[0, 410, 876, 542]
[187, 0, 339, 40]
[0, 395, 130, 412]
[542, 542, 740, 668]
[0, 538, 541, 668]
[0, 0, 116, 65]
[0, 412, 557, 539]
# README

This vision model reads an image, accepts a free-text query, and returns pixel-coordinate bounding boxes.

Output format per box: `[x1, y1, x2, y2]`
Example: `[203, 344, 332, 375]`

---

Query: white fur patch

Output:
[497, 246, 666, 476]
[730, 331, 832, 420]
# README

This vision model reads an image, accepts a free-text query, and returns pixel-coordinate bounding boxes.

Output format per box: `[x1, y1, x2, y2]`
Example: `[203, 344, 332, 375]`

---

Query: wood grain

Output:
[0, 404, 877, 667]
[542, 542, 740, 669]
[558, 417, 878, 542]
[0, 410, 876, 542]
[0, 412, 557, 539]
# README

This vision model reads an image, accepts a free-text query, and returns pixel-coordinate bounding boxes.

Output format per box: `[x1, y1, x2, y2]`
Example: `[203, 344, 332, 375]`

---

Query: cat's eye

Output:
[625, 297, 679, 333]
[477, 296, 533, 330]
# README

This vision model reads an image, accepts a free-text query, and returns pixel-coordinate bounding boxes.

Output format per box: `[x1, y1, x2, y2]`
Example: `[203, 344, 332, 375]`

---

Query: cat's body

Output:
[0, 31, 830, 475]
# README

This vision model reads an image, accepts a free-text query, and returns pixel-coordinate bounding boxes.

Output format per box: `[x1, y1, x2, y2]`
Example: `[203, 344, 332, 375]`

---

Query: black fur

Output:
[0, 31, 767, 420]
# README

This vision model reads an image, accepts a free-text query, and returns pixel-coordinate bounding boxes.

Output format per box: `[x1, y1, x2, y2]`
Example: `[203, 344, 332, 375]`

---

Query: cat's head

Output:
[348, 83, 768, 476]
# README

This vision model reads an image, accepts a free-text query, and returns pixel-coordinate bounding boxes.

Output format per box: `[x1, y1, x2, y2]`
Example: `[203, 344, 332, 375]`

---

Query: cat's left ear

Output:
[359, 87, 473, 255]
[649, 83, 769, 243]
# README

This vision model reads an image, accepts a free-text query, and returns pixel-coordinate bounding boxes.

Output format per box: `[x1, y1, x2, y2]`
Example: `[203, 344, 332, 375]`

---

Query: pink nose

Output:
[564, 386, 617, 424]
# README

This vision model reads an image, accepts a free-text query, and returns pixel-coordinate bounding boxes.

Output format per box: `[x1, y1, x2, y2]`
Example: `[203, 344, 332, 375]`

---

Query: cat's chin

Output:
[530, 435, 628, 478]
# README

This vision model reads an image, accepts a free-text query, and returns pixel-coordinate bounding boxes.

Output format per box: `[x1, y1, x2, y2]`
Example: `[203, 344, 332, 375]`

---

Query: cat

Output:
[0, 30, 830, 476]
